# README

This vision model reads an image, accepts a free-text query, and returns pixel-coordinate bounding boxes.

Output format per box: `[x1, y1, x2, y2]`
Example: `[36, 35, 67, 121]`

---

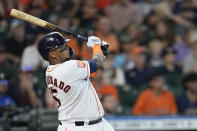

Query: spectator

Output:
[148, 40, 163, 68]
[101, 94, 118, 116]
[183, 31, 197, 73]
[121, 22, 142, 46]
[45, 0, 61, 13]
[80, 44, 93, 60]
[0, 15, 9, 45]
[132, 72, 177, 116]
[142, 11, 160, 44]
[105, 0, 142, 31]
[155, 20, 174, 47]
[27, 2, 43, 20]
[125, 46, 152, 89]
[0, 47, 17, 82]
[159, 47, 183, 97]
[61, 0, 81, 18]
[95, 16, 120, 53]
[18, 0, 34, 10]
[7, 70, 43, 107]
[0, 0, 5, 17]
[25, 2, 44, 42]
[173, 28, 193, 66]
[114, 41, 134, 86]
[92, 69, 119, 101]
[5, 19, 26, 62]
[160, 47, 182, 75]
[19, 0, 46, 11]
[177, 73, 197, 115]
[155, 0, 177, 18]
[75, 0, 99, 29]
[102, 54, 117, 85]
[137, 0, 154, 17]
[102, 52, 126, 87]
[96, 0, 117, 12]
[179, 0, 197, 25]
[114, 41, 134, 69]
[42, 0, 62, 28]
[56, 16, 70, 31]
[21, 33, 48, 70]
[155, 0, 193, 27]
[2, 0, 19, 18]
[0, 73, 15, 106]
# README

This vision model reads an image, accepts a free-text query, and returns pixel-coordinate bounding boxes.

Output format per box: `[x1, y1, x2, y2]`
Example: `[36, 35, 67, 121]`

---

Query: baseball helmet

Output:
[38, 32, 71, 60]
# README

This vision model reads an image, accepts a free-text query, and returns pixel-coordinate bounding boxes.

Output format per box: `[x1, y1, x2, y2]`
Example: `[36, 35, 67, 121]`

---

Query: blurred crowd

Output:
[0, 0, 197, 116]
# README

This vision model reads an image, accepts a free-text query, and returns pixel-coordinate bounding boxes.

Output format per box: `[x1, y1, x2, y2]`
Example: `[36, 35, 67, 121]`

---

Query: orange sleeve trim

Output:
[86, 62, 89, 79]
[90, 87, 101, 118]
[93, 45, 103, 55]
[46, 65, 59, 72]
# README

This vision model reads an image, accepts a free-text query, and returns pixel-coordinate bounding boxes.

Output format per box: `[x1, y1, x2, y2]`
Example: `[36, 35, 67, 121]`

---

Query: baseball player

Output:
[37, 32, 115, 131]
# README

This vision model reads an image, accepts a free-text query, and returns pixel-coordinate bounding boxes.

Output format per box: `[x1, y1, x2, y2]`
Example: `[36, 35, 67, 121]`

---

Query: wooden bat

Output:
[10, 8, 88, 41]
[10, 8, 109, 54]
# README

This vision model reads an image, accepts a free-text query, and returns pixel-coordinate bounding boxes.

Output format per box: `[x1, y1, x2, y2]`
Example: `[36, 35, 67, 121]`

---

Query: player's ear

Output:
[48, 50, 56, 59]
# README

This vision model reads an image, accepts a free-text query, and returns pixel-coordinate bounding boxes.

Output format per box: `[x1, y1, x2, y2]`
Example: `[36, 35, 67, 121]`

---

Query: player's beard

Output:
[64, 46, 75, 61]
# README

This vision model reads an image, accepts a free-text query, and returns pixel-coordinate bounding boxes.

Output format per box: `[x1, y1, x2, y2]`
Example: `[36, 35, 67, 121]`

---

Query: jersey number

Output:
[49, 85, 71, 107]
[49, 88, 61, 107]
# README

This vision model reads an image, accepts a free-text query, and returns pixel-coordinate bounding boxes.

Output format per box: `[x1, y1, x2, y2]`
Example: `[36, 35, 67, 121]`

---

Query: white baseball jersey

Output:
[45, 60, 104, 121]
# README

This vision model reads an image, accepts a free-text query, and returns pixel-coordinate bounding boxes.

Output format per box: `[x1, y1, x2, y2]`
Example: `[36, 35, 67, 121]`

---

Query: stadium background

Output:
[0, 0, 197, 130]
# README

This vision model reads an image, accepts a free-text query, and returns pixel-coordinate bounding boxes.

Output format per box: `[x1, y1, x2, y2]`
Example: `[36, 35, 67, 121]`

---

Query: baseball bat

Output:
[10, 9, 88, 42]
[10, 9, 109, 54]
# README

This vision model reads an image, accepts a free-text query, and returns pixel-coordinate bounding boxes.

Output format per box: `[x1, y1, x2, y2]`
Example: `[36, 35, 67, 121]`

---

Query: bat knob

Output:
[101, 44, 109, 56]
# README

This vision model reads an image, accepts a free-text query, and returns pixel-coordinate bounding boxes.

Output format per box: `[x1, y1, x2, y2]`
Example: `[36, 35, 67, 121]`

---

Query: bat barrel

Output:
[10, 9, 89, 42]
[10, 9, 47, 28]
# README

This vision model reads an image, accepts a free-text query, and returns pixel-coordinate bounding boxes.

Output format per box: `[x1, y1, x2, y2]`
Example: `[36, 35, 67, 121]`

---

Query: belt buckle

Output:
[75, 121, 84, 126]
[84, 120, 89, 126]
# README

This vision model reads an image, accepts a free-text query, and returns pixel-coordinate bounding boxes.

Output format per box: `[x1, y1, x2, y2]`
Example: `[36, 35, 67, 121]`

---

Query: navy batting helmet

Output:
[38, 32, 71, 60]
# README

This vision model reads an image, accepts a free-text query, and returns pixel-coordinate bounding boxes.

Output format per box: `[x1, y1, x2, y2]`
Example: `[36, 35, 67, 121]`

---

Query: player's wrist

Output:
[93, 45, 103, 55]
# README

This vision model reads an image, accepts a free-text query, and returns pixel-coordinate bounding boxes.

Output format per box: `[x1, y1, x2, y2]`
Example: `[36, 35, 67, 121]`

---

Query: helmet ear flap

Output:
[68, 46, 75, 57]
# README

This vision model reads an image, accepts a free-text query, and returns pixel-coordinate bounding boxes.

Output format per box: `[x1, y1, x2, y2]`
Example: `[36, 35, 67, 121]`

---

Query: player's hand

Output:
[87, 36, 101, 48]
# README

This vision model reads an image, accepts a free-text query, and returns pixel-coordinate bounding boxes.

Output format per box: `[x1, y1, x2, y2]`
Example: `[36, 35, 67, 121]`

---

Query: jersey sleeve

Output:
[88, 59, 97, 73]
[62, 60, 90, 81]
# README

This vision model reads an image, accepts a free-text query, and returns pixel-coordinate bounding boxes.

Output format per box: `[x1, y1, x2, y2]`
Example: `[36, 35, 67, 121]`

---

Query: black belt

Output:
[59, 118, 102, 126]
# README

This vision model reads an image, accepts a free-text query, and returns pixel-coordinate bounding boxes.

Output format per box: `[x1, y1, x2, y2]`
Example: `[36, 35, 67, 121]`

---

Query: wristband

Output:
[93, 45, 104, 55]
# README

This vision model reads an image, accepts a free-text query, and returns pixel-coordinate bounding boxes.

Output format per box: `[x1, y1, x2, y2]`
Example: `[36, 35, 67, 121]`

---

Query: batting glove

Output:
[87, 36, 101, 48]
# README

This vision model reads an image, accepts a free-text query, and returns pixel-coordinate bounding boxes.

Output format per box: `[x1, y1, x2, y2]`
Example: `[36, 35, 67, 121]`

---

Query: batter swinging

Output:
[37, 32, 115, 131]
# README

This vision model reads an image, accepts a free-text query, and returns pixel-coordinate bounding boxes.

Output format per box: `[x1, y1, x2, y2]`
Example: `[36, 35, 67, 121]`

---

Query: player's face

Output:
[49, 44, 71, 63]
[57, 44, 71, 62]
